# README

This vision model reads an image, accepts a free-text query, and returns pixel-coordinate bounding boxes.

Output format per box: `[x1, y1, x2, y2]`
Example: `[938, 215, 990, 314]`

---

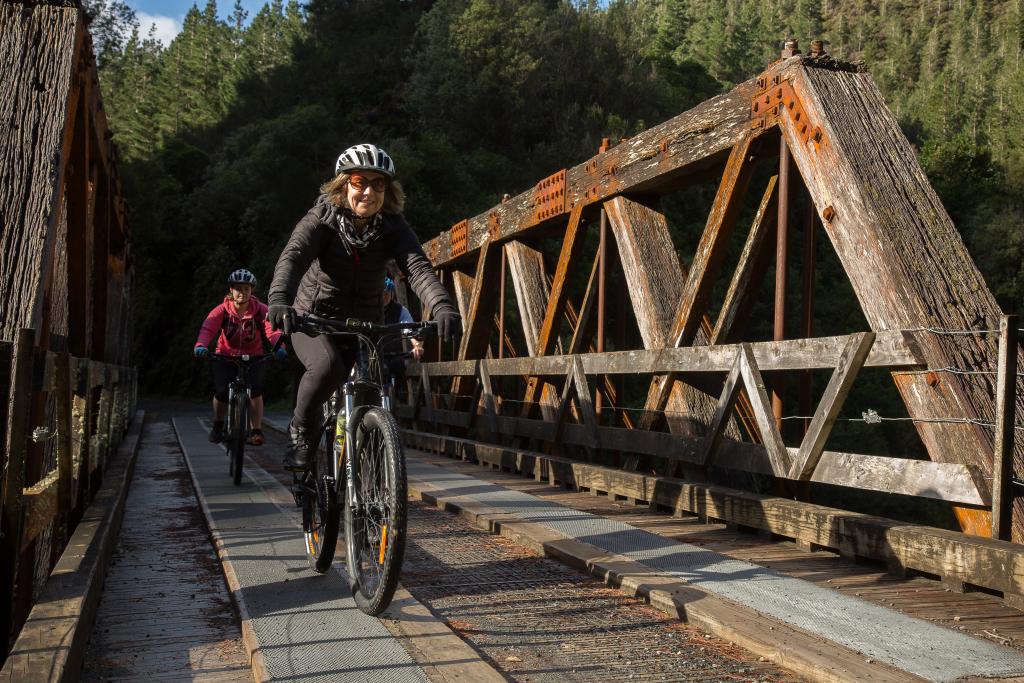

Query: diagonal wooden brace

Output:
[789, 332, 875, 480]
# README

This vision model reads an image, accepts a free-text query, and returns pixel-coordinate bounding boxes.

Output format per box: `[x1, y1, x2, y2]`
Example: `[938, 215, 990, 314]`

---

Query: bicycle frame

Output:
[296, 316, 434, 511]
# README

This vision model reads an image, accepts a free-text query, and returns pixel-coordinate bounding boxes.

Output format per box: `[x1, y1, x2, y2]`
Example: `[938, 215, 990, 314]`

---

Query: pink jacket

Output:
[194, 295, 283, 356]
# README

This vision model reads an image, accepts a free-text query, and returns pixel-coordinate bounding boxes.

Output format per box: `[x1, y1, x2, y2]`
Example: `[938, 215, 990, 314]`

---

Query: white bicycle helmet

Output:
[227, 268, 257, 287]
[335, 143, 396, 178]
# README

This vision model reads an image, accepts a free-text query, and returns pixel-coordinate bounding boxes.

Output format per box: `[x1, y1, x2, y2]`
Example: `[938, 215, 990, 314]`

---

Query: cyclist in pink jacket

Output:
[194, 269, 287, 445]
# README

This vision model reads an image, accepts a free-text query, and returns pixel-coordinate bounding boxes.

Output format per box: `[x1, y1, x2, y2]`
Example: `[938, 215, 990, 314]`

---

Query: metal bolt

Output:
[782, 39, 800, 58]
[822, 206, 836, 222]
[810, 40, 825, 57]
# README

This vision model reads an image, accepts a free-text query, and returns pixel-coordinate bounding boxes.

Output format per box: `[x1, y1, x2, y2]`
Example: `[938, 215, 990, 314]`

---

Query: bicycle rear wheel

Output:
[344, 407, 407, 616]
[229, 395, 247, 486]
[303, 422, 340, 573]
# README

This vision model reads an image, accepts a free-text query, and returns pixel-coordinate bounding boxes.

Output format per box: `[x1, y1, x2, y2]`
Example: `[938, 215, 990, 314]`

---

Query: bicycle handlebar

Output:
[295, 314, 437, 338]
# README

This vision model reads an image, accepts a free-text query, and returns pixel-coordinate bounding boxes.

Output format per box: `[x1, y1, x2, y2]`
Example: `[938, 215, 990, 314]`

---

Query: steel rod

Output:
[773, 137, 790, 428]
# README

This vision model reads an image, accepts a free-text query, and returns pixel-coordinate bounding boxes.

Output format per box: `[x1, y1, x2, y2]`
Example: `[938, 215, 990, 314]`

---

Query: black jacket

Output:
[269, 195, 455, 323]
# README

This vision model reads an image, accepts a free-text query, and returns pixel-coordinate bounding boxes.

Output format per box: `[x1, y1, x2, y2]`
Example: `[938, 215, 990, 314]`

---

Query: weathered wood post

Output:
[55, 352, 73, 549]
[0, 329, 35, 655]
[992, 314, 1019, 541]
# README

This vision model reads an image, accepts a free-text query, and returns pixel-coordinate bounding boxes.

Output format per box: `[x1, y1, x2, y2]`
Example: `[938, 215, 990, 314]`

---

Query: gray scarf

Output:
[320, 195, 383, 255]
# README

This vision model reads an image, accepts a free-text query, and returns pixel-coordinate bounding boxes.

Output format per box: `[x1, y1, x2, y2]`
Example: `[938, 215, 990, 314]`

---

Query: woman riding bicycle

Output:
[194, 268, 287, 445]
[267, 143, 460, 470]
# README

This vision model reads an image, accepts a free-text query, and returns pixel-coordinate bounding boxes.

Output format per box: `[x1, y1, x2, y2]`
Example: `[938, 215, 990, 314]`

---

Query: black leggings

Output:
[290, 331, 356, 434]
[210, 360, 266, 402]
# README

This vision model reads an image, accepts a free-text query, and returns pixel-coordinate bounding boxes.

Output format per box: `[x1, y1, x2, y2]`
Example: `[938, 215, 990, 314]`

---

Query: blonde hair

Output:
[320, 172, 405, 214]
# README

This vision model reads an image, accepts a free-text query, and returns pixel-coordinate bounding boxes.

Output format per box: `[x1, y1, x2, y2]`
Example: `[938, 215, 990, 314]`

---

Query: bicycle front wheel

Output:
[303, 424, 340, 573]
[344, 407, 407, 616]
[229, 396, 247, 486]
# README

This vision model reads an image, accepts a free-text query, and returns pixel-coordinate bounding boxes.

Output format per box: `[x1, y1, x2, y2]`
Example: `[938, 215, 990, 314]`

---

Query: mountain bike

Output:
[290, 314, 435, 615]
[206, 351, 278, 486]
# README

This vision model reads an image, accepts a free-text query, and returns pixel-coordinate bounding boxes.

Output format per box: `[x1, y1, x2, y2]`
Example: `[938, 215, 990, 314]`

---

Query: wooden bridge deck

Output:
[82, 416, 251, 682]
[16, 405, 1024, 683]
[408, 449, 1024, 648]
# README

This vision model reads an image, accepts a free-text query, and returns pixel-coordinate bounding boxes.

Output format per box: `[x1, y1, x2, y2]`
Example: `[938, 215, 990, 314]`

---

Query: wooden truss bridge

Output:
[396, 43, 1024, 600]
[3, 4, 1024, 680]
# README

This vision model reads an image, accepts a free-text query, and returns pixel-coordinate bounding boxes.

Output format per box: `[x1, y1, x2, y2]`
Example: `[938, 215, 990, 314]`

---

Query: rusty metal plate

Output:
[751, 76, 827, 152]
[533, 169, 567, 222]
[487, 211, 501, 241]
[427, 240, 440, 265]
[450, 219, 468, 258]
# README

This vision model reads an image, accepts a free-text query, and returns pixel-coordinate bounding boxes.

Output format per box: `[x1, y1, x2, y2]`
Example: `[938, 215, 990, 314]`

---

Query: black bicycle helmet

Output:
[227, 268, 257, 287]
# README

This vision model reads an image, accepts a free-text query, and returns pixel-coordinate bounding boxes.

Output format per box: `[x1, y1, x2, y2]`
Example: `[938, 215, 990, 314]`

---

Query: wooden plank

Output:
[403, 430, 1011, 596]
[809, 452, 986, 506]
[520, 202, 587, 416]
[1, 329, 35, 628]
[398, 405, 985, 504]
[571, 355, 599, 447]
[504, 240, 560, 419]
[478, 359, 499, 439]
[412, 330, 924, 378]
[451, 270, 474, 324]
[54, 352, 72, 544]
[711, 175, 778, 344]
[457, 239, 502, 362]
[699, 350, 744, 466]
[992, 314, 1019, 540]
[423, 76, 759, 268]
[0, 4, 82, 338]
[789, 332, 875, 480]
[505, 241, 550, 357]
[20, 469, 59, 552]
[603, 196, 684, 349]
[737, 343, 790, 476]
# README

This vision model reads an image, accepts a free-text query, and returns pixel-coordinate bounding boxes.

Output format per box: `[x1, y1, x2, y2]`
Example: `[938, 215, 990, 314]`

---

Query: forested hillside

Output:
[86, 0, 1023, 397]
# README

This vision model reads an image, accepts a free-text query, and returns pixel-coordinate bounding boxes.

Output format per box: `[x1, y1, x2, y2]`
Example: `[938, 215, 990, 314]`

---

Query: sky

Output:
[127, 1, 270, 45]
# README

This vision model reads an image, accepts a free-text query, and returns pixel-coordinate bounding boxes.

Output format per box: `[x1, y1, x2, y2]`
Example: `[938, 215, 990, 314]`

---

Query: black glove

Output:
[268, 304, 296, 333]
[434, 308, 462, 342]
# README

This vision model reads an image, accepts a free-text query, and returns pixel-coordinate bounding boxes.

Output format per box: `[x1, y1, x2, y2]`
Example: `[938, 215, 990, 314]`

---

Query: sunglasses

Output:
[349, 175, 389, 193]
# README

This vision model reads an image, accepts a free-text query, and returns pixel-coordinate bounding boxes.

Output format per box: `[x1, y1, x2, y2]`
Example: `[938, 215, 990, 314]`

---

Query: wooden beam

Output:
[504, 240, 560, 419]
[674, 131, 759, 348]
[711, 175, 779, 344]
[992, 315, 1019, 541]
[604, 197, 683, 349]
[457, 239, 502, 362]
[505, 241, 550, 357]
[520, 203, 587, 415]
[699, 351, 744, 466]
[0, 329, 35, 650]
[737, 344, 791, 476]
[571, 355, 599, 452]
[412, 330, 924, 378]
[55, 352, 73, 545]
[789, 332, 875, 481]
[478, 360, 499, 440]
[397, 420, 985, 505]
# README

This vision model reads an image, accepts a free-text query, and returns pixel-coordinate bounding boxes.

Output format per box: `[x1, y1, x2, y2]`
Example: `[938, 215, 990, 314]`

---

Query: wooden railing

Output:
[398, 328, 1019, 515]
[0, 329, 137, 652]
